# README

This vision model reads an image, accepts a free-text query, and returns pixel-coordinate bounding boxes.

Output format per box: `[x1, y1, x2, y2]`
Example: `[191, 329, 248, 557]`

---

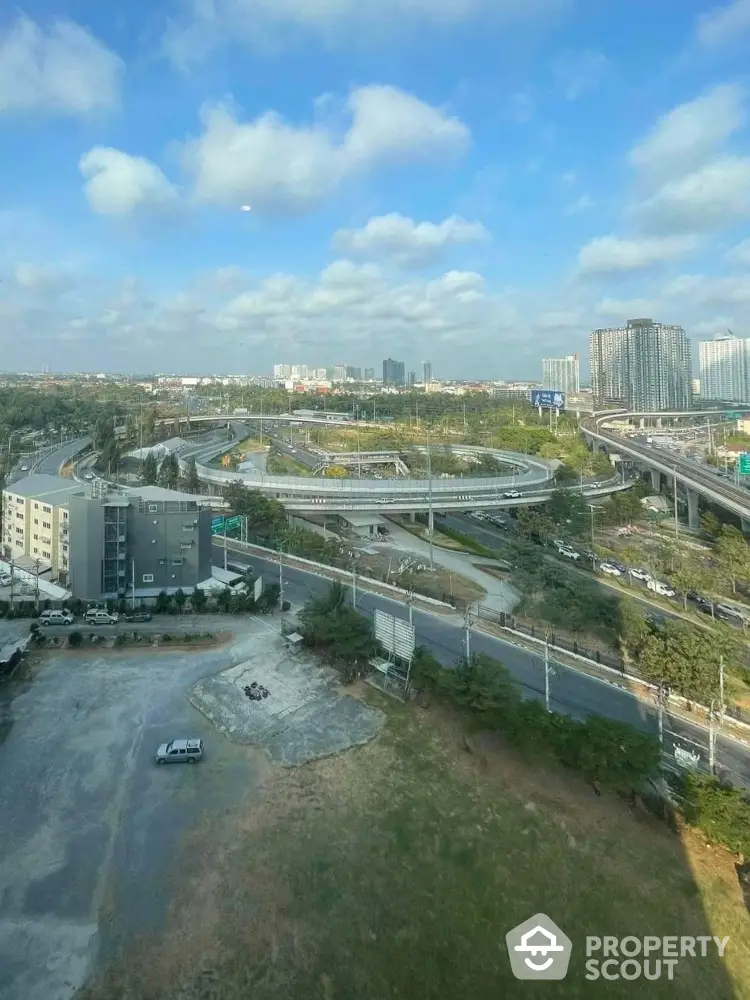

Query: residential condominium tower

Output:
[590, 318, 692, 411]
[382, 358, 405, 386]
[699, 333, 750, 404]
[542, 355, 580, 396]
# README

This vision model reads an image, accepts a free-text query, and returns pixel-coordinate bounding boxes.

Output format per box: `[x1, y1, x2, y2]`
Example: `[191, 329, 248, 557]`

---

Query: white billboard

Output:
[374, 608, 415, 661]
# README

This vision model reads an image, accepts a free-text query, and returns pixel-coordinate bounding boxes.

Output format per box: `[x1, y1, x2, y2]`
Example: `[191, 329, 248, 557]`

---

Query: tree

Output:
[173, 588, 187, 613]
[670, 553, 710, 609]
[700, 512, 722, 540]
[638, 619, 724, 704]
[190, 586, 207, 613]
[714, 525, 750, 595]
[224, 482, 286, 534]
[141, 452, 158, 485]
[183, 456, 200, 493]
[158, 452, 180, 490]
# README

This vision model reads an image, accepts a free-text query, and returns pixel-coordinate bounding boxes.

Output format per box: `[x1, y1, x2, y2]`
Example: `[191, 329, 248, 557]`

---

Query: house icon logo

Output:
[506, 913, 572, 980]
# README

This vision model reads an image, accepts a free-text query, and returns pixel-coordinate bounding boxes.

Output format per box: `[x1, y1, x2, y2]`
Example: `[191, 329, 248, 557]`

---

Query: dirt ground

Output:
[354, 547, 484, 606]
[77, 692, 750, 1000]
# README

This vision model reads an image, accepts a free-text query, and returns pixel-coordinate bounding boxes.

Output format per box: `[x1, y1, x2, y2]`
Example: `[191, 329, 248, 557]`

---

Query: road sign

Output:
[211, 515, 241, 534]
[738, 453, 750, 476]
[530, 389, 565, 410]
[726, 411, 742, 420]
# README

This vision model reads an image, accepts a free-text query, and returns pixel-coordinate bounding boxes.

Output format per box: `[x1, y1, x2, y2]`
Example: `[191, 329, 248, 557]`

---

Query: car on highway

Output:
[20, 465, 28, 472]
[647, 580, 676, 598]
[599, 562, 622, 576]
[559, 546, 581, 560]
[503, 490, 522, 499]
[155, 738, 204, 764]
[715, 603, 747, 624]
[39, 610, 75, 626]
[123, 611, 152, 623]
[85, 472, 94, 480]
[629, 568, 651, 582]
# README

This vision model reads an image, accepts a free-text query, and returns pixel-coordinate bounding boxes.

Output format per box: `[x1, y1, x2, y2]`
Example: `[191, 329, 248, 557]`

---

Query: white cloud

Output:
[181, 86, 469, 214]
[594, 298, 657, 321]
[629, 84, 745, 186]
[661, 272, 750, 307]
[633, 157, 750, 234]
[164, 0, 560, 64]
[726, 238, 750, 267]
[577, 235, 699, 275]
[508, 89, 535, 123]
[12, 262, 74, 294]
[79, 147, 179, 217]
[332, 213, 488, 266]
[695, 0, 750, 49]
[0, 15, 122, 115]
[565, 194, 593, 215]
[551, 50, 608, 100]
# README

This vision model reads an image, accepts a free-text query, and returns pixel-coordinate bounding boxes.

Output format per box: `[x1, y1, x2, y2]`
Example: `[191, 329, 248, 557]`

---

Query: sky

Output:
[1, 0, 750, 379]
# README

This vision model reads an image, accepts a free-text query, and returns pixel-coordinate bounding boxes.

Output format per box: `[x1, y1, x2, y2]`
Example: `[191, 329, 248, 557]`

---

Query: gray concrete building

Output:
[68, 483, 212, 602]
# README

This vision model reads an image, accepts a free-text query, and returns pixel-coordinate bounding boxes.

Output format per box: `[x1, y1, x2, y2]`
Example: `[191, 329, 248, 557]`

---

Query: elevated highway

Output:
[177, 433, 632, 514]
[581, 410, 750, 528]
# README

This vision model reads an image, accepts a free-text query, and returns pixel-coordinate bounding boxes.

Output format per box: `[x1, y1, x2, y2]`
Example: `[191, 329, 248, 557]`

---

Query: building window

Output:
[43, 506, 51, 513]
[171, 558, 183, 566]
[42, 551, 50, 559]
[142, 573, 154, 583]
[148, 504, 158, 513]
[34, 534, 38, 540]
[33, 518, 38, 525]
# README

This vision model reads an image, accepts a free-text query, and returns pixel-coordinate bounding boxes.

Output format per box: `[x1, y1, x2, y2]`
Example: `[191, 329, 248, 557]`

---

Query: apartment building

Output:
[699, 333, 750, 403]
[542, 355, 580, 396]
[68, 483, 212, 602]
[590, 318, 692, 410]
[1, 475, 80, 580]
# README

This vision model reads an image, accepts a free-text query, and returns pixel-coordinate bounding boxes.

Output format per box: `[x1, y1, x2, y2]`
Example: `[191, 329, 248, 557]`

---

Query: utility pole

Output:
[709, 700, 716, 775]
[544, 633, 551, 713]
[223, 516, 228, 571]
[279, 546, 284, 608]
[352, 563, 357, 608]
[131, 558, 136, 609]
[657, 681, 665, 747]
[407, 589, 414, 625]
[673, 468, 679, 540]
[719, 655, 725, 721]
[464, 607, 471, 666]
[426, 423, 434, 571]
[34, 557, 40, 613]
[259, 392, 264, 446]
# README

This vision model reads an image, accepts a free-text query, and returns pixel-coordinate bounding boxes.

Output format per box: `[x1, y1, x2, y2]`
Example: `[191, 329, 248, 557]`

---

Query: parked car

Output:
[155, 738, 204, 764]
[83, 609, 119, 625]
[647, 580, 676, 598]
[559, 547, 581, 560]
[39, 610, 74, 626]
[629, 568, 651, 582]
[124, 611, 152, 623]
[715, 604, 746, 622]
[599, 562, 622, 576]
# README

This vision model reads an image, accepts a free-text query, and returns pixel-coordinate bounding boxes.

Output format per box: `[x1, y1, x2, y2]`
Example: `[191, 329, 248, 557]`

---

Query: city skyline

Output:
[0, 3, 749, 375]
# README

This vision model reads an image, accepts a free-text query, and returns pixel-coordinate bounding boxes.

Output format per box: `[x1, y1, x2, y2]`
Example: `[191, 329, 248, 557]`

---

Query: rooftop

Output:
[127, 485, 213, 504]
[3, 474, 85, 506]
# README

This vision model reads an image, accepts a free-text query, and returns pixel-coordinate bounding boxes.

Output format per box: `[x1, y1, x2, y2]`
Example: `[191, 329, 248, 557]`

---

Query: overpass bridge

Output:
[581, 410, 750, 529]
[177, 433, 632, 515]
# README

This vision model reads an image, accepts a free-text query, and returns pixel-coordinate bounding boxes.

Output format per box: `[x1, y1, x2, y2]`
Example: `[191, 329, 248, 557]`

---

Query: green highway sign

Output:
[726, 412, 742, 420]
[738, 453, 750, 476]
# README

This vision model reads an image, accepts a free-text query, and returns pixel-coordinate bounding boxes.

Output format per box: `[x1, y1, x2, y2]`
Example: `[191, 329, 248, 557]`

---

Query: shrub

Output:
[114, 634, 127, 647]
[682, 773, 750, 857]
[68, 630, 83, 648]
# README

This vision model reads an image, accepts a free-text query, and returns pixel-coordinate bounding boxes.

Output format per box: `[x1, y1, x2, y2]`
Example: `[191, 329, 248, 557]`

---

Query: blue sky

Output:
[1, 0, 750, 378]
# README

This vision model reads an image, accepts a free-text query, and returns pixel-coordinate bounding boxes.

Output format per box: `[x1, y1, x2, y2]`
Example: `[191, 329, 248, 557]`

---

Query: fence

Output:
[475, 605, 626, 672]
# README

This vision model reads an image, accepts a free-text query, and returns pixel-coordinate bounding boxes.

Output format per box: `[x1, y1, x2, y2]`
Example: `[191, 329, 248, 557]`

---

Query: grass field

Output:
[79, 693, 749, 1000]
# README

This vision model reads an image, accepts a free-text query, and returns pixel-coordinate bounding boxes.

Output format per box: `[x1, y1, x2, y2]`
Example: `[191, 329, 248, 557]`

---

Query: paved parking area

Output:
[0, 619, 379, 1000]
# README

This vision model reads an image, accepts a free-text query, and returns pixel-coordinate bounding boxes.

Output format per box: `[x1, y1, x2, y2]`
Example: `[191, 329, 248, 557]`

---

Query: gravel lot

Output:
[0, 618, 382, 1000]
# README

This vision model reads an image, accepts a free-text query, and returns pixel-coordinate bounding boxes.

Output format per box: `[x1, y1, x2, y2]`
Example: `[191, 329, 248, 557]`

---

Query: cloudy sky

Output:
[1, 0, 750, 378]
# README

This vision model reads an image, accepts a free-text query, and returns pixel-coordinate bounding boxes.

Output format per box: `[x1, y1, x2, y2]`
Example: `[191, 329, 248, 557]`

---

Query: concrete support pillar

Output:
[639, 418, 645, 429]
[428, 509, 434, 535]
[650, 468, 661, 492]
[656, 417, 663, 428]
[409, 511, 416, 523]
[686, 489, 700, 531]
[742, 518, 750, 536]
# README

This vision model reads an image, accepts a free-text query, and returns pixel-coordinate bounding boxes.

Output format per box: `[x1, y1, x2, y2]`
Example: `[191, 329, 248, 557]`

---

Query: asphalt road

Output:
[215, 544, 750, 788]
[6, 437, 91, 484]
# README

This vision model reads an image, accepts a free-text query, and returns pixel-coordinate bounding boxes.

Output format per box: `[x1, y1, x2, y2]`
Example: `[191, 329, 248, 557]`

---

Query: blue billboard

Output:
[530, 389, 566, 410]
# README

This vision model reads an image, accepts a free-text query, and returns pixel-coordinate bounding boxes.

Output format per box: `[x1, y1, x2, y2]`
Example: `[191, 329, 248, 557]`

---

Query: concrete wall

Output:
[68, 494, 108, 601]
[127, 500, 211, 594]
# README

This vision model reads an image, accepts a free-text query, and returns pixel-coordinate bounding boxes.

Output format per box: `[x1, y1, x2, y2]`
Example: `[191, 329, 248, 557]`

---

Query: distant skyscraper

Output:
[333, 364, 347, 381]
[542, 355, 580, 396]
[407, 371, 417, 386]
[699, 334, 750, 403]
[383, 358, 405, 386]
[421, 360, 433, 384]
[345, 366, 362, 380]
[590, 318, 692, 410]
[273, 364, 292, 378]
[364, 367, 375, 381]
